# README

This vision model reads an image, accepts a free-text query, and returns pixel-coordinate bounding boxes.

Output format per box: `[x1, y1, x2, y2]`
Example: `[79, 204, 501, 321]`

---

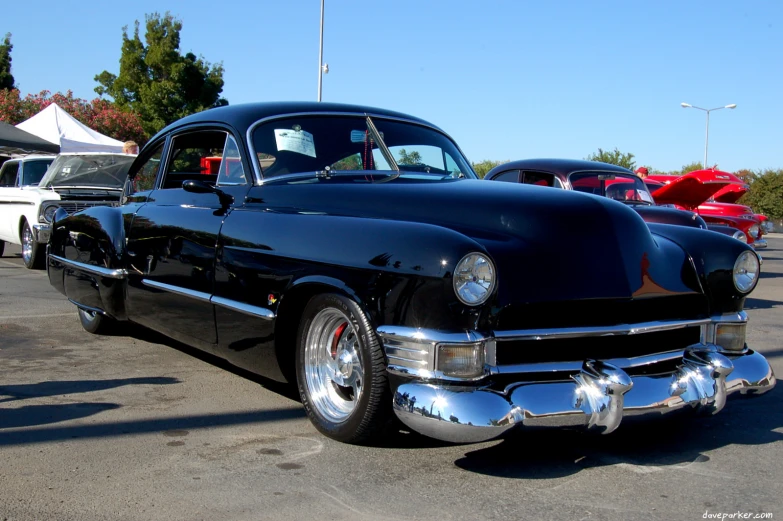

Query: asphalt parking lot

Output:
[1, 238, 781, 521]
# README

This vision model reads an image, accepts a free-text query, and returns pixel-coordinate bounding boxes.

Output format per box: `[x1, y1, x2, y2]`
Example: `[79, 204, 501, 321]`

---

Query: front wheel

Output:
[77, 307, 118, 335]
[0, 239, 5, 257]
[296, 293, 392, 444]
[21, 220, 44, 269]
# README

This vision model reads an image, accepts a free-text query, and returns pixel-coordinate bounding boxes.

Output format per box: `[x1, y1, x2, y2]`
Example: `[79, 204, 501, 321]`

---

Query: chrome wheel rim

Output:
[21, 224, 34, 264]
[304, 308, 364, 423]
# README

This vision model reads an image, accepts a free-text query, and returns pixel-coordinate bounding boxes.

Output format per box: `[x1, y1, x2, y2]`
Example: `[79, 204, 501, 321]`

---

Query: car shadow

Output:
[454, 388, 782, 478]
[743, 297, 783, 310]
[114, 325, 302, 403]
[0, 402, 121, 429]
[0, 377, 180, 404]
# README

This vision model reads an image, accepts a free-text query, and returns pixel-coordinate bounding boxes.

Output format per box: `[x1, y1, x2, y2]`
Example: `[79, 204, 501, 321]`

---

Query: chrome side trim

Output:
[141, 279, 211, 303]
[211, 296, 275, 320]
[49, 254, 127, 279]
[492, 318, 711, 341]
[0, 200, 35, 205]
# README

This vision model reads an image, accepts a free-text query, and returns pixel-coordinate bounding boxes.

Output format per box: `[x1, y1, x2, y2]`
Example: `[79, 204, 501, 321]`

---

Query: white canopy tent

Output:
[15, 103, 124, 153]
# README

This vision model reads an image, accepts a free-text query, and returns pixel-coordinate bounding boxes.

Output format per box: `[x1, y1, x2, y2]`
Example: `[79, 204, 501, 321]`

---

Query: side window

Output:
[161, 130, 228, 189]
[491, 170, 520, 183]
[216, 135, 247, 186]
[132, 144, 165, 193]
[521, 171, 554, 187]
[0, 162, 19, 187]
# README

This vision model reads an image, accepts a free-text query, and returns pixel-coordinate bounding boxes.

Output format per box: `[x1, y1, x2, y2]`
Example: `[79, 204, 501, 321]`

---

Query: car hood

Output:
[647, 170, 745, 210]
[712, 183, 749, 204]
[254, 176, 701, 304]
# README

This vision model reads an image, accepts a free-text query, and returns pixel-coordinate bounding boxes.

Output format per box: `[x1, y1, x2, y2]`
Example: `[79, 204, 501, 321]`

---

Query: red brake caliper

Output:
[331, 322, 348, 358]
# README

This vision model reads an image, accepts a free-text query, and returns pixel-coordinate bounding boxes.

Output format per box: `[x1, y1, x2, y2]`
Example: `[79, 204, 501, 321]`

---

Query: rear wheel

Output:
[77, 307, 118, 335]
[21, 220, 44, 269]
[296, 293, 392, 444]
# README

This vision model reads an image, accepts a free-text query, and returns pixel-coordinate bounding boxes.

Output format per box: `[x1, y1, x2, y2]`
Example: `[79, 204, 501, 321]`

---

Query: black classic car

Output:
[48, 102, 774, 444]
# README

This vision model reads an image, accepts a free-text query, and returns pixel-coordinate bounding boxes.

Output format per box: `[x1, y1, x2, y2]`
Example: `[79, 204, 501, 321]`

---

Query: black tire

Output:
[21, 219, 44, 269]
[77, 307, 118, 335]
[0, 239, 5, 257]
[295, 293, 392, 444]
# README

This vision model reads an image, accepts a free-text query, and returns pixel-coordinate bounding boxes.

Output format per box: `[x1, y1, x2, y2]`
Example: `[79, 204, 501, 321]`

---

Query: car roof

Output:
[151, 101, 439, 142]
[488, 158, 634, 178]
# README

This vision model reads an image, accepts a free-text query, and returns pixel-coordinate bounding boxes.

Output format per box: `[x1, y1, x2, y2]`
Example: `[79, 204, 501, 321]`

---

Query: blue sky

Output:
[5, 1, 782, 172]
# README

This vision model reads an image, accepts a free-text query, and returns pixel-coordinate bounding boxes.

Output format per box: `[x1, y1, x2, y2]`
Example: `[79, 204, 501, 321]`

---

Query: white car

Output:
[0, 152, 136, 268]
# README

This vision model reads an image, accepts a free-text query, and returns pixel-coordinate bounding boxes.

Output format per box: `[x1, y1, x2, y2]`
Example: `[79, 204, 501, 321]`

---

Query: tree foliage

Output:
[471, 159, 508, 179]
[95, 12, 228, 136]
[740, 169, 783, 220]
[0, 33, 14, 91]
[0, 89, 146, 144]
[397, 148, 422, 165]
[585, 148, 636, 170]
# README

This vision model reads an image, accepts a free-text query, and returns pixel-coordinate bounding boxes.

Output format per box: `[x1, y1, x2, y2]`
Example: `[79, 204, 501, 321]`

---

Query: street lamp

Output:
[681, 102, 737, 169]
[317, 0, 329, 102]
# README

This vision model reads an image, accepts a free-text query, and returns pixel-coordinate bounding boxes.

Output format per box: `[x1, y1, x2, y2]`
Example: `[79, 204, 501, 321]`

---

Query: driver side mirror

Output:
[182, 179, 234, 207]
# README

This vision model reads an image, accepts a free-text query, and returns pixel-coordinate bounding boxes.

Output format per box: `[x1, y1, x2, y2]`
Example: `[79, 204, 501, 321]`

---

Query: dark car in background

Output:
[485, 158, 752, 242]
[47, 103, 774, 444]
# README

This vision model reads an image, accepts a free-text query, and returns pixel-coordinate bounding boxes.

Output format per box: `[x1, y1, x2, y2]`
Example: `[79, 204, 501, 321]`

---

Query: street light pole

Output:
[317, 0, 325, 102]
[681, 102, 737, 169]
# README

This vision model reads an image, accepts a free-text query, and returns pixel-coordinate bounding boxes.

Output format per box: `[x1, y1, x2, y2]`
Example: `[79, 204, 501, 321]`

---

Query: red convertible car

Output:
[646, 170, 767, 249]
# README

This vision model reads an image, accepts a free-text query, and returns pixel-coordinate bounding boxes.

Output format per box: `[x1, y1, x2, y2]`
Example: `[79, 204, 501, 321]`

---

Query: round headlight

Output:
[748, 224, 760, 239]
[42, 204, 60, 223]
[453, 253, 496, 306]
[732, 230, 747, 243]
[733, 251, 760, 293]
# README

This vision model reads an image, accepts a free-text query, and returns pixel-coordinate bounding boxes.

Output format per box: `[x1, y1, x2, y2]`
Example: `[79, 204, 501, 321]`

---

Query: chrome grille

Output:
[59, 201, 120, 215]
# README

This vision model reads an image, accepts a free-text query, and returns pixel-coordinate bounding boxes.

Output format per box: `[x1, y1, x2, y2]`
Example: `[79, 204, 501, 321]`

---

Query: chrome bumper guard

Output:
[381, 324, 775, 444]
[752, 238, 767, 250]
[32, 224, 51, 243]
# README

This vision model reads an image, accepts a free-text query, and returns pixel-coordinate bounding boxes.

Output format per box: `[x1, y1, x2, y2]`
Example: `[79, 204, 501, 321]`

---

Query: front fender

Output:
[48, 206, 128, 320]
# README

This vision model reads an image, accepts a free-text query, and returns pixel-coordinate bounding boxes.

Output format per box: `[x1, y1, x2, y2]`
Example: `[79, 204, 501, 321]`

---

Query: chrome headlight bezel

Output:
[732, 230, 748, 243]
[40, 202, 61, 224]
[733, 251, 760, 294]
[453, 253, 496, 306]
[748, 224, 760, 239]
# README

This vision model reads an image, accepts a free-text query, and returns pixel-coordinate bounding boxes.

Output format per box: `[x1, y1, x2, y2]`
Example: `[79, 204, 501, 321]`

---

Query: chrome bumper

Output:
[32, 224, 51, 243]
[390, 348, 775, 443]
[752, 238, 767, 249]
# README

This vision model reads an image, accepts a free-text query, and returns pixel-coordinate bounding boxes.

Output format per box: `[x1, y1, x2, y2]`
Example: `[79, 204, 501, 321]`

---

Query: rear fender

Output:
[48, 206, 128, 320]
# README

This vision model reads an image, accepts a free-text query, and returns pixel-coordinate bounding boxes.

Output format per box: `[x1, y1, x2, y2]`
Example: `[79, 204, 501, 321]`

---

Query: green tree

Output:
[0, 33, 15, 90]
[397, 148, 422, 165]
[95, 12, 227, 136]
[585, 148, 636, 170]
[471, 159, 508, 179]
[679, 161, 703, 175]
[741, 169, 783, 220]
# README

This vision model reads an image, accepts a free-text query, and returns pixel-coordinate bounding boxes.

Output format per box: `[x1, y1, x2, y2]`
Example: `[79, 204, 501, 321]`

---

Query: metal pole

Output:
[704, 109, 710, 169]
[317, 0, 324, 102]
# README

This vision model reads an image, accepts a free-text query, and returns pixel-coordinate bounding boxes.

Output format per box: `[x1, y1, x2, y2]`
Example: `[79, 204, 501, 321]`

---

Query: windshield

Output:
[569, 171, 654, 204]
[21, 159, 54, 186]
[251, 115, 475, 180]
[39, 154, 136, 189]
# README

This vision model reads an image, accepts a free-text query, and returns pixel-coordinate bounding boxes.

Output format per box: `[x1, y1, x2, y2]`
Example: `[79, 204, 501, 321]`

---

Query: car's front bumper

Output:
[381, 322, 775, 443]
[752, 238, 768, 249]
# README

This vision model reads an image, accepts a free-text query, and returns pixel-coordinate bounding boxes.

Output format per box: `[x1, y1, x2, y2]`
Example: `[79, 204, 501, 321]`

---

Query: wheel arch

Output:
[274, 276, 374, 384]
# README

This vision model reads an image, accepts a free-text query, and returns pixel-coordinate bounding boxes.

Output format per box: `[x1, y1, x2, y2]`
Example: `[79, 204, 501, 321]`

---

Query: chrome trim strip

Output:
[492, 318, 711, 341]
[68, 299, 105, 316]
[49, 254, 128, 279]
[0, 200, 35, 205]
[492, 349, 692, 375]
[211, 296, 275, 320]
[141, 279, 211, 303]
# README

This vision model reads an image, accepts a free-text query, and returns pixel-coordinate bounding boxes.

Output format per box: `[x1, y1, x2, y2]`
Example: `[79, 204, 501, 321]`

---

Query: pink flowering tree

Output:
[0, 89, 146, 145]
